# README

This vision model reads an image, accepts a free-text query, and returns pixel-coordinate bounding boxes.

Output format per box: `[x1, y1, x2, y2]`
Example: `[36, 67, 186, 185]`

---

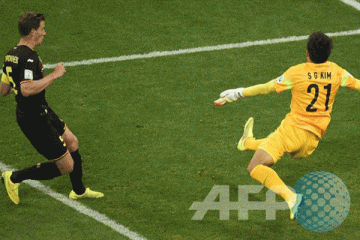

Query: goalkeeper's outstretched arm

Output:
[214, 79, 277, 106]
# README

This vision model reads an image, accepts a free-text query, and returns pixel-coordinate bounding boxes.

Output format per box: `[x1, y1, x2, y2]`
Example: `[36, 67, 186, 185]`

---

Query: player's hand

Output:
[53, 62, 66, 79]
[214, 88, 244, 106]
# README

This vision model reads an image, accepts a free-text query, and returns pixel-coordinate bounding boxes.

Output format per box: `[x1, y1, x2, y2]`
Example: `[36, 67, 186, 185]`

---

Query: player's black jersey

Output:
[2, 45, 47, 112]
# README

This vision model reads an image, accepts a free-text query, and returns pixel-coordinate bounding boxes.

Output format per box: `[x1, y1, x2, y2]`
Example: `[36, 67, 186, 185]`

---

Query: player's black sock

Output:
[69, 149, 86, 195]
[10, 162, 62, 183]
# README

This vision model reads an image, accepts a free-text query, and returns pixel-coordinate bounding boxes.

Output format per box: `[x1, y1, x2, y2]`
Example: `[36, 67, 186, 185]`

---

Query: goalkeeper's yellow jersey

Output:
[274, 61, 360, 138]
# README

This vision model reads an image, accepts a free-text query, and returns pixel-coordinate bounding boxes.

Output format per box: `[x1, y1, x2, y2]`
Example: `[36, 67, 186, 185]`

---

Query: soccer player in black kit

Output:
[1, 12, 103, 204]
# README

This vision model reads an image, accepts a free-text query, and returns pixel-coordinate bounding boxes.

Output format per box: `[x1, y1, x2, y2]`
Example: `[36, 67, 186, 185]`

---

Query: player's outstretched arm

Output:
[345, 78, 360, 92]
[0, 72, 14, 97]
[21, 62, 66, 97]
[214, 79, 276, 106]
[0, 81, 13, 97]
[214, 87, 244, 106]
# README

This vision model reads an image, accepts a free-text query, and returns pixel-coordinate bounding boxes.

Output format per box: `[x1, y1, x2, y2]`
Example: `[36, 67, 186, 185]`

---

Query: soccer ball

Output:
[294, 171, 350, 232]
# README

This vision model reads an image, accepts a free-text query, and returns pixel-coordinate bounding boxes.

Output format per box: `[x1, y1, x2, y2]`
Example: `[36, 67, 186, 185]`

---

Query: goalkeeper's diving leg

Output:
[246, 149, 302, 220]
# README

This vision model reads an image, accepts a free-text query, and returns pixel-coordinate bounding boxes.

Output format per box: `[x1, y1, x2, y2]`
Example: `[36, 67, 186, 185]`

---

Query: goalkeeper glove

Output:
[214, 88, 244, 106]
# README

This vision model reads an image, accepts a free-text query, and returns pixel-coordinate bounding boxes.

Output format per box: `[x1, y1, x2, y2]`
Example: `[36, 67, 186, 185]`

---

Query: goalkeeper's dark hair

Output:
[18, 12, 45, 37]
[307, 31, 333, 63]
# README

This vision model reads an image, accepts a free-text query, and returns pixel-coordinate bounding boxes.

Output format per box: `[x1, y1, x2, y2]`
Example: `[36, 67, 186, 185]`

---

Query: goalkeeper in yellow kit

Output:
[214, 31, 360, 219]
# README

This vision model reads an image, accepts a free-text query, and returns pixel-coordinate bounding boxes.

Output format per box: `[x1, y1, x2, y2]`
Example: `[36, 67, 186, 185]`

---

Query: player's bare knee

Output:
[57, 164, 72, 175]
[56, 154, 74, 174]
[247, 163, 259, 175]
[247, 165, 253, 175]
[67, 157, 74, 173]
[64, 133, 78, 152]
[64, 162, 74, 174]
[67, 135, 78, 152]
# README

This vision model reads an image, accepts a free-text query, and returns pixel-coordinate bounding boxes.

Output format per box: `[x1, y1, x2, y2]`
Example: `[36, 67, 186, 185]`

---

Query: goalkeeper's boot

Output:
[289, 194, 303, 220]
[237, 117, 254, 151]
[1, 171, 20, 205]
[69, 188, 104, 200]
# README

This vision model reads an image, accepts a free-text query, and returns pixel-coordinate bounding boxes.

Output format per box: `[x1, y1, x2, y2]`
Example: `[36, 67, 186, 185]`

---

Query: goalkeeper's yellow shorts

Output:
[258, 120, 320, 163]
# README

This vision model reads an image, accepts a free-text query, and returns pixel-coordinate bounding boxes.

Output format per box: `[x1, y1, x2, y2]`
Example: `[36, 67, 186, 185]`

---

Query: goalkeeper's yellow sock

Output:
[244, 138, 263, 151]
[250, 165, 296, 206]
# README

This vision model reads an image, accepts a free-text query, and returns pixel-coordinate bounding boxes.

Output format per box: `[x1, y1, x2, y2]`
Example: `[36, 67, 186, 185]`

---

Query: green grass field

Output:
[1, 0, 360, 239]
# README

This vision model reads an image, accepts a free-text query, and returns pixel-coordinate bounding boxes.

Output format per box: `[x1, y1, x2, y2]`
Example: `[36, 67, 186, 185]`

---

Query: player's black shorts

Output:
[16, 105, 68, 161]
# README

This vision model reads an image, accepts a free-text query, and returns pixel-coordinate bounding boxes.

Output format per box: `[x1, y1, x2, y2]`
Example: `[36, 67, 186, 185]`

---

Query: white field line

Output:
[1, 29, 360, 75]
[41, 29, 360, 69]
[340, 0, 360, 11]
[0, 162, 147, 240]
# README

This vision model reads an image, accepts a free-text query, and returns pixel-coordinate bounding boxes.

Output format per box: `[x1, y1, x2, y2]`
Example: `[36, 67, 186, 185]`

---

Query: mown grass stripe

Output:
[0, 162, 147, 240]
